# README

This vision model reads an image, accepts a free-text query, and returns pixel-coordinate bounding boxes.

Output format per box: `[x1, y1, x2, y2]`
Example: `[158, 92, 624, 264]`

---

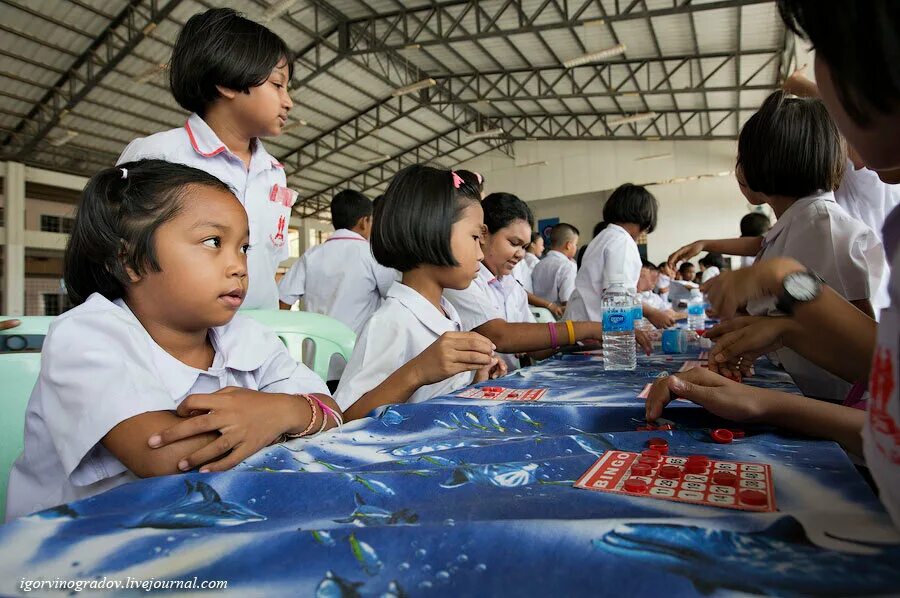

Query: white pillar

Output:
[3, 161, 25, 316]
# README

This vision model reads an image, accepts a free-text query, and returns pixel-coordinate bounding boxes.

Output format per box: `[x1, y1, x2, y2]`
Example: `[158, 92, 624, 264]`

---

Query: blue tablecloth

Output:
[2, 352, 898, 597]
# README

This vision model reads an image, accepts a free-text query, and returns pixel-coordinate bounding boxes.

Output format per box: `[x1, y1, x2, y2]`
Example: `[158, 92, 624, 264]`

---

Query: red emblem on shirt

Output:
[870, 347, 900, 463]
[270, 214, 286, 247]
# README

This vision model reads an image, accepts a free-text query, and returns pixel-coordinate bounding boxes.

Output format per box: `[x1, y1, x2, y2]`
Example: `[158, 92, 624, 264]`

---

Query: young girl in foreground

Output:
[336, 165, 505, 421]
[6, 160, 338, 521]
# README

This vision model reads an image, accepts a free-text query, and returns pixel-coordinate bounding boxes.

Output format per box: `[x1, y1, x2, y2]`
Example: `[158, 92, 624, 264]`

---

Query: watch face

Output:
[785, 272, 819, 302]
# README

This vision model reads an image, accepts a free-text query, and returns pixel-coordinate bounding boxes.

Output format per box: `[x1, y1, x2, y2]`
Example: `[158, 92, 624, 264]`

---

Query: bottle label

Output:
[688, 304, 704, 316]
[603, 308, 633, 332]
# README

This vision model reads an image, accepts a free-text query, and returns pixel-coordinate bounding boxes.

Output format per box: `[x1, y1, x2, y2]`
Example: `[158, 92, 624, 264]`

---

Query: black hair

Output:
[330, 189, 372, 230]
[530, 232, 543, 245]
[482, 192, 535, 233]
[641, 260, 658, 271]
[740, 212, 771, 237]
[550, 223, 579, 247]
[602, 183, 658, 233]
[678, 262, 696, 275]
[699, 252, 726, 269]
[169, 8, 294, 115]
[657, 261, 669, 270]
[738, 91, 846, 198]
[777, 0, 900, 126]
[64, 160, 234, 305]
[372, 164, 481, 272]
[456, 170, 485, 193]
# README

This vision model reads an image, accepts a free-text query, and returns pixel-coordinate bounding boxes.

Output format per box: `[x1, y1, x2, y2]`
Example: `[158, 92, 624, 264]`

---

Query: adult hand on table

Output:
[645, 367, 770, 423]
[701, 257, 806, 319]
[706, 316, 798, 378]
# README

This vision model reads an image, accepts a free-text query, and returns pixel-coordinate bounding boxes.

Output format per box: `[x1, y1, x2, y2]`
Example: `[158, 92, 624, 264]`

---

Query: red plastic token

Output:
[684, 461, 707, 474]
[624, 477, 650, 493]
[711, 428, 734, 444]
[686, 455, 709, 464]
[641, 449, 662, 460]
[631, 464, 652, 476]
[484, 387, 502, 393]
[657, 424, 674, 431]
[730, 429, 746, 439]
[647, 437, 668, 448]
[659, 465, 682, 479]
[638, 457, 659, 468]
[739, 489, 767, 506]
[507, 392, 519, 397]
[712, 471, 738, 486]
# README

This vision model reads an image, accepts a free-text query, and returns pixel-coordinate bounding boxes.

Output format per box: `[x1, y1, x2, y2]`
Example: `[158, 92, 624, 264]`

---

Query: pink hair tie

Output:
[451, 171, 464, 189]
[475, 172, 483, 184]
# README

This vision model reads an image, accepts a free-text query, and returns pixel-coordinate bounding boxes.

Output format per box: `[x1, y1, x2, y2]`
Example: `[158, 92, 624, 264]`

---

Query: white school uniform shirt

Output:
[5, 293, 328, 521]
[531, 250, 577, 304]
[638, 290, 668, 311]
[747, 190, 885, 402]
[834, 160, 899, 314]
[738, 255, 756, 269]
[443, 263, 536, 370]
[565, 224, 642, 322]
[512, 252, 539, 293]
[334, 283, 473, 412]
[118, 113, 293, 309]
[277, 229, 398, 336]
[864, 204, 900, 529]
[700, 266, 721, 283]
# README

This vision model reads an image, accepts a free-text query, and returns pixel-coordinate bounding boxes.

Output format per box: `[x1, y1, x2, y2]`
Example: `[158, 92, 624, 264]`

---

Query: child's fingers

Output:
[645, 377, 675, 420]
[453, 350, 495, 367]
[453, 333, 496, 355]
[175, 393, 220, 417]
[150, 412, 221, 448]
[198, 443, 254, 473]
[178, 434, 233, 471]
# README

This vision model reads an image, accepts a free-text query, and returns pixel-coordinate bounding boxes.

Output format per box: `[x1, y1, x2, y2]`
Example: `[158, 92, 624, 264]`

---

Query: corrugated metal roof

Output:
[0, 0, 789, 215]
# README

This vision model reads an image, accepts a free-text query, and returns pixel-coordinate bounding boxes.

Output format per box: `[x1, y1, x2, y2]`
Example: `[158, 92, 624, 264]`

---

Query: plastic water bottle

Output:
[687, 288, 706, 332]
[602, 282, 636, 370]
[628, 287, 646, 331]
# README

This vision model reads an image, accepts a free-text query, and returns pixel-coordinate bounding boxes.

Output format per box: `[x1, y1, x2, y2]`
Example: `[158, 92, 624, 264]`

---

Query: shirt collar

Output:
[546, 249, 568, 261]
[763, 190, 835, 247]
[184, 113, 280, 170]
[387, 283, 462, 336]
[112, 298, 269, 399]
[327, 229, 367, 242]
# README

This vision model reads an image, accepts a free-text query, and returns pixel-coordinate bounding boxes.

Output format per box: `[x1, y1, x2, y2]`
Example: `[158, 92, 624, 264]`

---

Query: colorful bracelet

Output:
[280, 393, 319, 441]
[565, 320, 576, 345]
[312, 396, 344, 432]
[548, 322, 559, 349]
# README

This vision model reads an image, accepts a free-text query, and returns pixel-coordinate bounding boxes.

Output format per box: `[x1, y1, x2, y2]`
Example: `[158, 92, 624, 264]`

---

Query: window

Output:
[40, 215, 60, 232]
[42, 293, 72, 316]
[40, 215, 75, 233]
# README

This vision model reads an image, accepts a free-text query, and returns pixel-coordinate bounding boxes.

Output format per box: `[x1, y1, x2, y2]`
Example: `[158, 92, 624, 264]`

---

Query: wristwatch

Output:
[775, 269, 824, 314]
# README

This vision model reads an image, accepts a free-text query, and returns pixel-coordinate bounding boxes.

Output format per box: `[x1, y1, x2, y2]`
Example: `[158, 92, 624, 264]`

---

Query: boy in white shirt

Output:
[531, 223, 579, 305]
[278, 189, 398, 335]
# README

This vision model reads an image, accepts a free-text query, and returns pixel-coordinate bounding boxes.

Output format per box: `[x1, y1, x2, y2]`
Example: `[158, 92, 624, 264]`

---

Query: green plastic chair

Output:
[0, 316, 54, 518]
[241, 310, 356, 382]
[531, 307, 556, 323]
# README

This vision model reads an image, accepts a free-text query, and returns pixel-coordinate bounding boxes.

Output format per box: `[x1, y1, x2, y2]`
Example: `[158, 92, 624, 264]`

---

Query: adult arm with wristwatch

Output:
[644, 257, 870, 455]
[702, 257, 876, 383]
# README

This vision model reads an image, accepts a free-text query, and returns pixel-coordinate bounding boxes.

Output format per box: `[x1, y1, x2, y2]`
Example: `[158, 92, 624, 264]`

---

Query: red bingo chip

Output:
[712, 471, 738, 486]
[659, 465, 682, 479]
[711, 428, 734, 444]
[624, 477, 650, 493]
